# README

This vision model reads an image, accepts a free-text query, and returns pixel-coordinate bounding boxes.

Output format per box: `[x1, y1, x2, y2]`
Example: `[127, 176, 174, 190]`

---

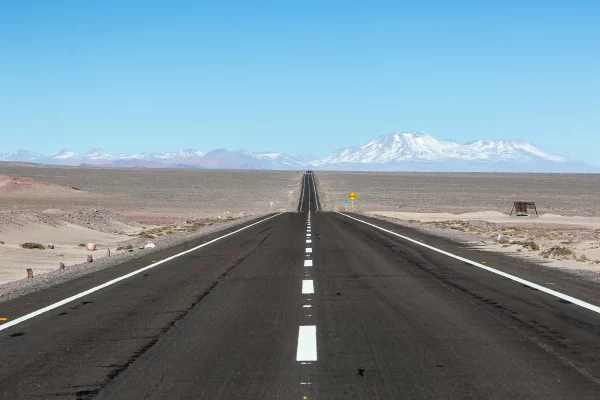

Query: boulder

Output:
[48, 243, 55, 249]
[87, 254, 93, 263]
[59, 262, 66, 270]
[144, 243, 156, 249]
[87, 243, 96, 251]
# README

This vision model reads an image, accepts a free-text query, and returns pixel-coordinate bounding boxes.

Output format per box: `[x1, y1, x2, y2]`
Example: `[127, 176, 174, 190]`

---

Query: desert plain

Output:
[1, 165, 600, 291]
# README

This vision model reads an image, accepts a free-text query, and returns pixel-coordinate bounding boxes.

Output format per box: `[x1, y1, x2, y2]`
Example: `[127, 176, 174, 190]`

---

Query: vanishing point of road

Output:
[3, 172, 600, 399]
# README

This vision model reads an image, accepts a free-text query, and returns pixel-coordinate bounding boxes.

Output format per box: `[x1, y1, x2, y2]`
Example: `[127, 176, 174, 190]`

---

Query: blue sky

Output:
[1, 1, 598, 163]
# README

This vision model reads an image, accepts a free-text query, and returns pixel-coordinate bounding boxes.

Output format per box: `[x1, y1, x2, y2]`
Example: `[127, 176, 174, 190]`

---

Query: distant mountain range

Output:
[1, 132, 597, 172]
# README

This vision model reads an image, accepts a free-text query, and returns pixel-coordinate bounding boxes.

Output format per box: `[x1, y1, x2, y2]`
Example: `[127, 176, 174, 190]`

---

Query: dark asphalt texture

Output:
[2, 172, 600, 399]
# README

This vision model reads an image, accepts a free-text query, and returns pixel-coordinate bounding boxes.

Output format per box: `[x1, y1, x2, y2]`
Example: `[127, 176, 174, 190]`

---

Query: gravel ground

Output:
[0, 165, 301, 218]
[0, 213, 268, 304]
[316, 171, 600, 216]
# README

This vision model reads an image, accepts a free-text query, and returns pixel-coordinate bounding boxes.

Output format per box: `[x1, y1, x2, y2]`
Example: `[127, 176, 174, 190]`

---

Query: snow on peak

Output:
[314, 132, 567, 165]
[48, 149, 81, 159]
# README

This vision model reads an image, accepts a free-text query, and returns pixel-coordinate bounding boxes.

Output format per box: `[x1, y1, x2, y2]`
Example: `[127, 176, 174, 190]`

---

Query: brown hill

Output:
[0, 174, 88, 197]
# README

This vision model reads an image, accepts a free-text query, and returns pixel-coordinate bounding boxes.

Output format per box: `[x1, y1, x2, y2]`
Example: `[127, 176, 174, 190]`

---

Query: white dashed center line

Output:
[304, 260, 313, 267]
[306, 239, 312, 243]
[296, 325, 318, 361]
[302, 280, 314, 294]
[306, 248, 312, 253]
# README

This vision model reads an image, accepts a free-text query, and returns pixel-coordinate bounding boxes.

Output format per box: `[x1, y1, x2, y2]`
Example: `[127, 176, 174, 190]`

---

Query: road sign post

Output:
[348, 192, 356, 212]
[269, 201, 273, 211]
[345, 199, 349, 211]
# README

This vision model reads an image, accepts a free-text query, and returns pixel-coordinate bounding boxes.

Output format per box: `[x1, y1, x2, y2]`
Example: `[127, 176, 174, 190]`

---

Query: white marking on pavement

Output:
[337, 212, 600, 316]
[296, 325, 318, 361]
[299, 174, 306, 212]
[302, 280, 314, 294]
[0, 213, 285, 332]
[306, 240, 312, 243]
[308, 174, 312, 213]
[303, 305, 312, 308]
[311, 173, 319, 212]
[306, 234, 311, 237]
[304, 260, 313, 267]
[306, 248, 312, 253]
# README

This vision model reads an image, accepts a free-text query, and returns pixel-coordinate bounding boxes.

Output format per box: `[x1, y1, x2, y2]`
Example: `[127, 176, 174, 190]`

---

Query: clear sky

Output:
[1, 1, 598, 162]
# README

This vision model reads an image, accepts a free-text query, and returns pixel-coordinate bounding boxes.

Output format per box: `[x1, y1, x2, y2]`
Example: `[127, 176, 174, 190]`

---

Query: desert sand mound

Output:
[0, 174, 88, 197]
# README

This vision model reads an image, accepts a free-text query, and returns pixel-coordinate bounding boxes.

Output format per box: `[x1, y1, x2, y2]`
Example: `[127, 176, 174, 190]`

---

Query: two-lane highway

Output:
[3, 171, 600, 399]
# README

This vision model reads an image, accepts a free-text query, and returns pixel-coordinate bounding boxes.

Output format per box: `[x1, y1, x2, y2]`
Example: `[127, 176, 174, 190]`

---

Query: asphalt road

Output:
[3, 172, 600, 399]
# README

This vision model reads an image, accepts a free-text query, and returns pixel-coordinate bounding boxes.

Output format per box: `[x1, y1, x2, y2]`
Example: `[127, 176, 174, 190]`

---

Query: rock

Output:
[27, 268, 33, 278]
[107, 249, 111, 257]
[47, 243, 55, 249]
[87, 243, 96, 251]
[59, 262, 66, 270]
[87, 254, 93, 263]
[144, 243, 156, 249]
[497, 234, 503, 242]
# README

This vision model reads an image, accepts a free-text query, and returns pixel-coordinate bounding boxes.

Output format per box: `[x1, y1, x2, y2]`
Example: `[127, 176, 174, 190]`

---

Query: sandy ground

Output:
[0, 222, 130, 285]
[366, 210, 600, 277]
[0, 165, 302, 287]
[316, 171, 600, 216]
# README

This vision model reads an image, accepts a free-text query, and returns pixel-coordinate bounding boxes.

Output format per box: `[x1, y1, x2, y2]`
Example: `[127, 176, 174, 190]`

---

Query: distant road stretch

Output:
[3, 171, 600, 399]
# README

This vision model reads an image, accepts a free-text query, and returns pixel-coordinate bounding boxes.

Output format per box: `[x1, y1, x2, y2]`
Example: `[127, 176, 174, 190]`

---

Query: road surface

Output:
[3, 172, 600, 399]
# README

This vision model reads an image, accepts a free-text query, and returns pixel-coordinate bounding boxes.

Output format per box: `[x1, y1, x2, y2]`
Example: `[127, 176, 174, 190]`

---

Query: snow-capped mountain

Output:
[315, 132, 569, 165]
[0, 132, 596, 172]
[1, 149, 44, 162]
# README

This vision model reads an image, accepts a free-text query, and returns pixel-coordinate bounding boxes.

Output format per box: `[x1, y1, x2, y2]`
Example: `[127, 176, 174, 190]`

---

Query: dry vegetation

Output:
[20, 243, 45, 250]
[404, 218, 600, 264]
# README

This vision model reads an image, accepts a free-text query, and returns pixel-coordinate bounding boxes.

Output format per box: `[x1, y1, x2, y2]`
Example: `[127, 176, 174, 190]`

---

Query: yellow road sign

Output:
[348, 192, 356, 201]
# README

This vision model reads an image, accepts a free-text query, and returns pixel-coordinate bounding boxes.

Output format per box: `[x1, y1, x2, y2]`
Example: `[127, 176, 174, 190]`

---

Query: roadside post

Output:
[348, 192, 356, 212]
[345, 199, 349, 211]
[270, 201, 273, 212]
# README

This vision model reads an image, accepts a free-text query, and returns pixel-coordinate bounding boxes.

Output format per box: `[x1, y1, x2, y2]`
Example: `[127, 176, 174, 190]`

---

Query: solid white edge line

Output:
[0, 213, 285, 332]
[308, 173, 311, 213]
[299, 174, 306, 212]
[296, 325, 317, 361]
[302, 279, 314, 294]
[311, 173, 319, 212]
[336, 212, 600, 315]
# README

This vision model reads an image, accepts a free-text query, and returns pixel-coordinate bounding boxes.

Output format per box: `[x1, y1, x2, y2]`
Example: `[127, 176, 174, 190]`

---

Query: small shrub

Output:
[540, 246, 576, 259]
[510, 240, 540, 251]
[78, 243, 86, 247]
[116, 244, 134, 251]
[138, 232, 156, 239]
[0, 240, 4, 245]
[579, 254, 588, 261]
[21, 242, 45, 250]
